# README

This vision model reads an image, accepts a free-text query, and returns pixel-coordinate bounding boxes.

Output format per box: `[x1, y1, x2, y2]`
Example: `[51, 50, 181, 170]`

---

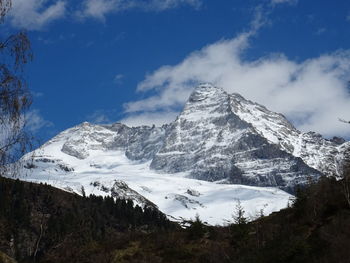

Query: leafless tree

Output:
[338, 118, 350, 207]
[339, 118, 350, 124]
[340, 148, 350, 208]
[0, 0, 33, 176]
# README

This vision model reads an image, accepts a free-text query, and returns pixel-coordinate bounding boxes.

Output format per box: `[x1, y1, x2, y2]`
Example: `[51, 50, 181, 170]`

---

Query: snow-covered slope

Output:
[18, 137, 291, 225]
[57, 121, 167, 161]
[10, 83, 349, 225]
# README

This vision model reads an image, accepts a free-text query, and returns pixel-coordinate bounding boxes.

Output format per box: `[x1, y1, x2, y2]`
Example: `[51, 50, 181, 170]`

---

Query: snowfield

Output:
[17, 146, 291, 225]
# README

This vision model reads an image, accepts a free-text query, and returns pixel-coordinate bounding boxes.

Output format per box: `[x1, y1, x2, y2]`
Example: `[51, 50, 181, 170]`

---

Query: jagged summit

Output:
[189, 83, 225, 101]
[150, 84, 321, 191]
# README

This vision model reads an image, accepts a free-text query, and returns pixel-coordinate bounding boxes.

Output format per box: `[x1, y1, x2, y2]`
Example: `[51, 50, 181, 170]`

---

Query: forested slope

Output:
[0, 174, 350, 263]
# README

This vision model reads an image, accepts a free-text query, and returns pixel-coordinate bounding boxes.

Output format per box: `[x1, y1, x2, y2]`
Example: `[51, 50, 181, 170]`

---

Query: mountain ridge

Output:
[11, 83, 349, 224]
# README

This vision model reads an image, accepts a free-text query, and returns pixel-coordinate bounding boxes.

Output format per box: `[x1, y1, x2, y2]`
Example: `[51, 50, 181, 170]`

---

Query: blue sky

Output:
[2, 0, 350, 142]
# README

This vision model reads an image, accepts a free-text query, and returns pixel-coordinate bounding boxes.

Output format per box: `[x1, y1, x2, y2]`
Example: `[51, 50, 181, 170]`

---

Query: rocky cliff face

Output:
[149, 84, 321, 191]
[229, 91, 348, 177]
[58, 122, 167, 162]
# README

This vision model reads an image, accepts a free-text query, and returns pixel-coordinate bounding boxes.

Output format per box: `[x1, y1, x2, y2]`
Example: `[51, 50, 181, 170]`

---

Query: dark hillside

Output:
[0, 177, 172, 262]
[0, 173, 350, 263]
[109, 177, 350, 263]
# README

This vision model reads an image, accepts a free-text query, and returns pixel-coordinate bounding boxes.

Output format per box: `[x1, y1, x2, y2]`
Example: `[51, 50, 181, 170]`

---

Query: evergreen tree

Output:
[187, 214, 206, 240]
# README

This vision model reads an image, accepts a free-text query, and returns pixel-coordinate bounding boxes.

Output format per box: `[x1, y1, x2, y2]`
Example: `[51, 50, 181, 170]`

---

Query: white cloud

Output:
[87, 110, 113, 124]
[76, 0, 119, 20]
[5, 0, 201, 30]
[9, 0, 66, 30]
[120, 111, 179, 127]
[124, 31, 350, 137]
[6, 0, 198, 28]
[77, 0, 201, 20]
[25, 109, 53, 133]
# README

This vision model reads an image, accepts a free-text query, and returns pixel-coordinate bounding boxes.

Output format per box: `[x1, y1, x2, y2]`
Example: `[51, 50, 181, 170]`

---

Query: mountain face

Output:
[59, 122, 167, 162]
[229, 92, 347, 177]
[150, 84, 321, 191]
[13, 83, 349, 224]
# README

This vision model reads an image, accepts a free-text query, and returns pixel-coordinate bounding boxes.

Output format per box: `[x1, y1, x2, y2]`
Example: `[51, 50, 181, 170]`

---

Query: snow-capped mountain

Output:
[150, 84, 321, 191]
[11, 83, 349, 224]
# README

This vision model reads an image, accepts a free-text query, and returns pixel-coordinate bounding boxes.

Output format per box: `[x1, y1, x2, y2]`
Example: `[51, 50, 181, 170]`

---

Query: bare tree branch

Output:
[339, 118, 350, 124]
[0, 0, 33, 176]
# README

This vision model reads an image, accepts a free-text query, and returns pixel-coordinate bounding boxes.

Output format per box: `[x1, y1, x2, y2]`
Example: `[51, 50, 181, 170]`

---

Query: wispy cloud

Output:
[76, 0, 118, 20]
[76, 0, 201, 20]
[8, 0, 66, 30]
[86, 109, 116, 124]
[6, 0, 200, 29]
[113, 74, 124, 85]
[123, 9, 350, 137]
[25, 109, 53, 133]
[0, 109, 51, 151]
[315, 27, 326, 35]
[270, 0, 298, 5]
[31, 91, 44, 98]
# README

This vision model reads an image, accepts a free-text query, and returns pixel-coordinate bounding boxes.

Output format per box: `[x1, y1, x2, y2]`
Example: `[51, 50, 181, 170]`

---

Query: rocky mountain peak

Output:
[180, 83, 232, 122]
[188, 83, 226, 102]
[148, 84, 322, 191]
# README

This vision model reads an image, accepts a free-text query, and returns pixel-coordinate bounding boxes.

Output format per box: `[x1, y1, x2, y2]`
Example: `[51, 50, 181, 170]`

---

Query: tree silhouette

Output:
[337, 118, 350, 207]
[339, 118, 350, 124]
[0, 0, 33, 176]
[232, 199, 247, 225]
